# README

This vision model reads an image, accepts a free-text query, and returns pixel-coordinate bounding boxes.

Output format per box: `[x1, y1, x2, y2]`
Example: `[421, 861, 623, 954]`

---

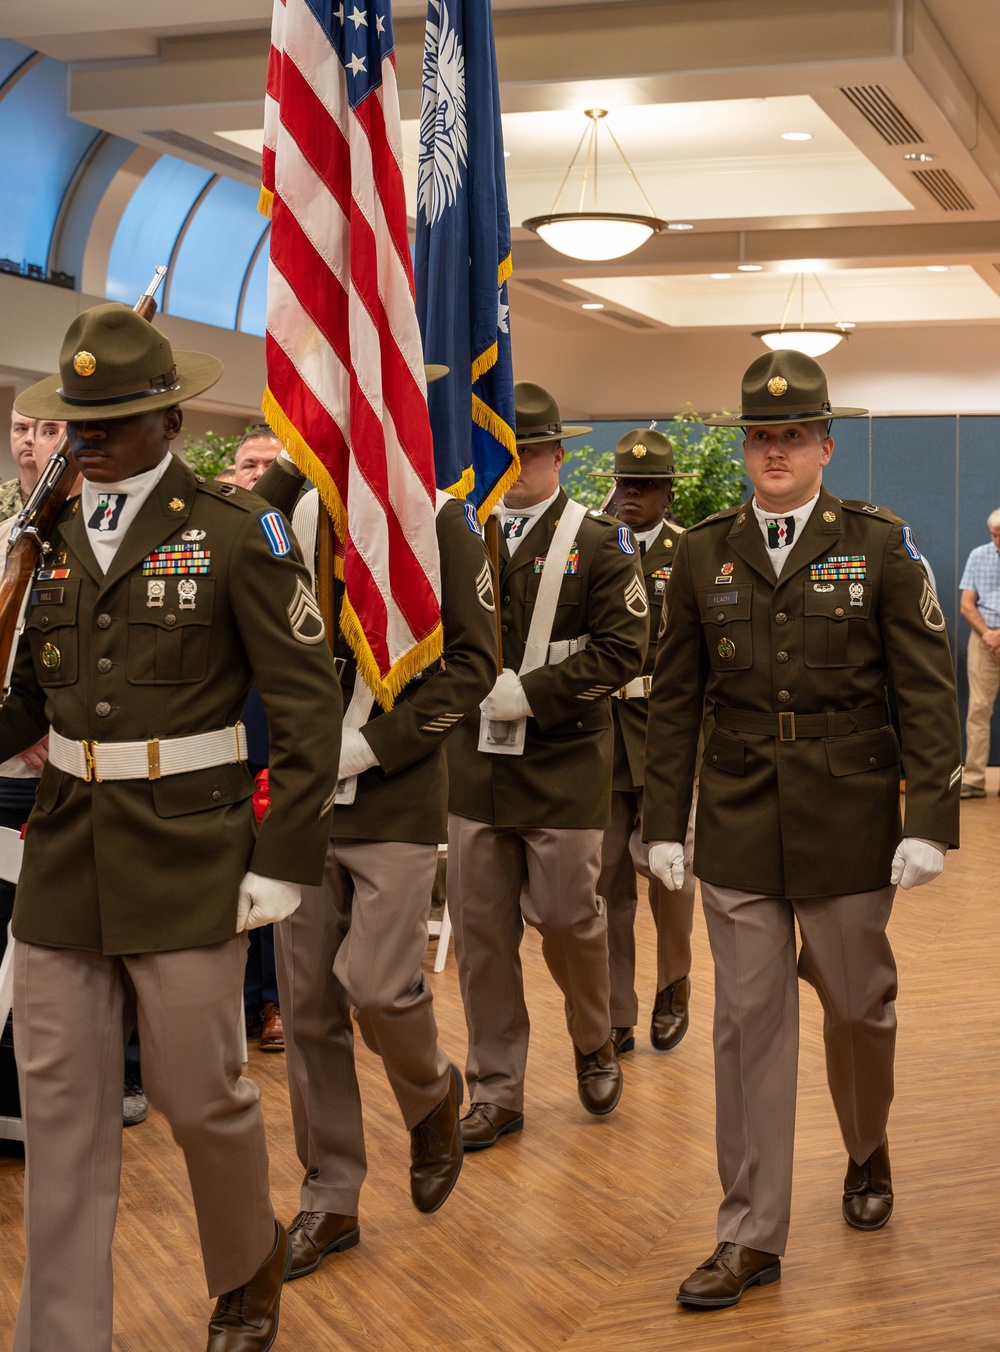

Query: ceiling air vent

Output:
[517, 278, 592, 304]
[912, 168, 975, 211]
[144, 129, 259, 175]
[601, 310, 657, 331]
[840, 85, 923, 146]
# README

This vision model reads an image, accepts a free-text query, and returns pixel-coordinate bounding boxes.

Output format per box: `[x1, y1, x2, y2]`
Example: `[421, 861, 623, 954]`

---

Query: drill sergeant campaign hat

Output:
[590, 427, 697, 478]
[702, 349, 867, 426]
[15, 302, 224, 422]
[514, 380, 591, 445]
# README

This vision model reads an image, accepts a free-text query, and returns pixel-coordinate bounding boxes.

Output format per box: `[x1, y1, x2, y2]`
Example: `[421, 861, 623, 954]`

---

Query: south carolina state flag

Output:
[415, 0, 518, 520]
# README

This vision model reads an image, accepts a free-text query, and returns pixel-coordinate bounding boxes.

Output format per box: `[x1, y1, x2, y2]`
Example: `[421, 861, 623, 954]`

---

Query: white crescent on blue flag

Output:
[415, 0, 518, 521]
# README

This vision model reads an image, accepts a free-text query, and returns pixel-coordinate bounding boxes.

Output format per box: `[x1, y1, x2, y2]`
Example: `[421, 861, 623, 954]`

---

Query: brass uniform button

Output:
[835, 607, 845, 617]
[774, 612, 788, 625]
[776, 651, 789, 663]
[869, 757, 877, 766]
[211, 789, 222, 801]
[716, 611, 726, 621]
[97, 613, 112, 630]
[97, 658, 112, 674]
[96, 701, 111, 717]
[777, 689, 791, 703]
[164, 613, 177, 627]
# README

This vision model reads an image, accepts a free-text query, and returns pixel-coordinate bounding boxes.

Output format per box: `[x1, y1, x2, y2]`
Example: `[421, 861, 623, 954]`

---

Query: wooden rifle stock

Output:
[0, 267, 168, 697]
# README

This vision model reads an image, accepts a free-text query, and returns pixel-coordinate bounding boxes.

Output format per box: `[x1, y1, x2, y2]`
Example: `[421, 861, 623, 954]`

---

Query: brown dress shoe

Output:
[258, 1003, 284, 1053]
[460, 1102, 524, 1150]
[286, 1211, 360, 1280]
[676, 1242, 781, 1308]
[610, 1026, 635, 1056]
[206, 1222, 290, 1351]
[843, 1136, 893, 1230]
[650, 976, 690, 1051]
[410, 1064, 464, 1213]
[574, 1039, 623, 1116]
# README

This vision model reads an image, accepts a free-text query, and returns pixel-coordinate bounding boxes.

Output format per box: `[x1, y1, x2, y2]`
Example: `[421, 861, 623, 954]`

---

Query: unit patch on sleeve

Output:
[624, 574, 649, 617]
[463, 503, 484, 538]
[901, 524, 921, 561]
[810, 555, 866, 582]
[261, 511, 292, 557]
[618, 526, 635, 555]
[287, 578, 326, 644]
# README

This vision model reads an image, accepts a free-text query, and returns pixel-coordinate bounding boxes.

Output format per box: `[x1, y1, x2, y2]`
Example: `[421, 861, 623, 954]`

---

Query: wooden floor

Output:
[1, 782, 999, 1349]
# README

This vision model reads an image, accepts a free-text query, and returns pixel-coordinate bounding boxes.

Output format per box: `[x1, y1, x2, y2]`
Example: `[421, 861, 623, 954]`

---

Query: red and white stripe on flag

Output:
[261, 0, 442, 709]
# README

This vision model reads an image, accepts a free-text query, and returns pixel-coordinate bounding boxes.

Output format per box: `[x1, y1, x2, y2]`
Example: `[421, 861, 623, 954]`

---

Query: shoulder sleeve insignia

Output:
[618, 526, 635, 555]
[475, 559, 495, 612]
[901, 523, 921, 561]
[624, 573, 649, 617]
[261, 511, 292, 557]
[463, 502, 484, 538]
[287, 577, 326, 644]
[920, 577, 946, 632]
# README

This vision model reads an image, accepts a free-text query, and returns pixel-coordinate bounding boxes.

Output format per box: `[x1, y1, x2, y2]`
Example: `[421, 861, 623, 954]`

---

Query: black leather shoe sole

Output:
[612, 1033, 635, 1056]
[676, 1260, 780, 1308]
[842, 1198, 893, 1231]
[286, 1226, 360, 1281]
[461, 1114, 524, 1151]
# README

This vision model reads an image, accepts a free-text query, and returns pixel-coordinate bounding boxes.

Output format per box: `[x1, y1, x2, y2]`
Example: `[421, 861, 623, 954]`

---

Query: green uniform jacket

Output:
[643, 485, 962, 897]
[0, 455, 342, 954]
[611, 519, 683, 792]
[256, 461, 497, 844]
[447, 490, 649, 831]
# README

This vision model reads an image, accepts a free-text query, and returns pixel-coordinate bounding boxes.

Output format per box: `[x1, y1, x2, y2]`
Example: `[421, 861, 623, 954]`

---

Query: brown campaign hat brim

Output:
[590, 466, 697, 478]
[515, 424, 591, 445]
[15, 349, 224, 422]
[703, 406, 867, 427]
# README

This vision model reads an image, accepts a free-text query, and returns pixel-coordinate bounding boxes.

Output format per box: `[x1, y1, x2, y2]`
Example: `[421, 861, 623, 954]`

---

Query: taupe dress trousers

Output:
[275, 837, 450, 1214]
[13, 937, 274, 1352]
[599, 788, 696, 1027]
[447, 815, 611, 1111]
[700, 881, 897, 1255]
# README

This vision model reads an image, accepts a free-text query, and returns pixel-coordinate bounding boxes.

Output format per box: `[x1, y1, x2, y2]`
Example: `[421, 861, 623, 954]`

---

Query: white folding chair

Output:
[427, 843, 452, 974]
[0, 824, 25, 1141]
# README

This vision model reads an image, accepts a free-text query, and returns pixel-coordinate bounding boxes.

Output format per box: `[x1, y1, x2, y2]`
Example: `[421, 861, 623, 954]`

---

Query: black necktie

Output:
[766, 517, 796, 550]
[639, 540, 647, 557]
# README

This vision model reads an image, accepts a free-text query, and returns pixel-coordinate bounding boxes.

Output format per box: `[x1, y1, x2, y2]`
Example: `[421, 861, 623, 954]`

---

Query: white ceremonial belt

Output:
[547, 633, 590, 664]
[48, 723, 247, 784]
[613, 676, 652, 700]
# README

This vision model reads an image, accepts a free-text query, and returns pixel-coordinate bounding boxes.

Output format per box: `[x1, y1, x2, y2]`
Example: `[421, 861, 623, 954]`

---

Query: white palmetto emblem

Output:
[418, 0, 468, 225]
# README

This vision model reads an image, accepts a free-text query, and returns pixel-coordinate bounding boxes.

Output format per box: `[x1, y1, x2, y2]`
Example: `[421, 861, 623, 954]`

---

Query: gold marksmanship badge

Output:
[40, 642, 61, 671]
[168, 498, 185, 512]
[717, 637, 736, 661]
[823, 510, 836, 522]
[767, 376, 788, 396]
[631, 444, 647, 459]
[73, 351, 97, 377]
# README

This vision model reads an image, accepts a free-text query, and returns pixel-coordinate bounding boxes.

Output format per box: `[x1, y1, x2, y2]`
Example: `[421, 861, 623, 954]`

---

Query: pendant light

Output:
[754, 271, 852, 356]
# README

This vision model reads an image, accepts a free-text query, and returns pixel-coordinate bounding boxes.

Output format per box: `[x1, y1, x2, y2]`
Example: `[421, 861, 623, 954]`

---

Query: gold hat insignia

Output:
[168, 498, 186, 512]
[822, 510, 836, 522]
[767, 376, 788, 397]
[73, 351, 97, 378]
[631, 444, 647, 459]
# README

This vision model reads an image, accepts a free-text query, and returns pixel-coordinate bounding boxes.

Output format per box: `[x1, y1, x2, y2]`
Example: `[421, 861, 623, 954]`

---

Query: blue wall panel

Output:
[824, 416, 870, 504]
[956, 416, 1000, 762]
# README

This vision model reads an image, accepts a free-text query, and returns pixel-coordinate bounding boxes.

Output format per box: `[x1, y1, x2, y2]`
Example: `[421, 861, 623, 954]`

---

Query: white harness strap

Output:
[518, 499, 587, 676]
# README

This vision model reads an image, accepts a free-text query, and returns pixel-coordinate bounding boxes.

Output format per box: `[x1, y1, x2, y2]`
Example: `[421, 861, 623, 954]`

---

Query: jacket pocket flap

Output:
[151, 761, 256, 818]
[698, 586, 752, 625]
[824, 726, 901, 777]
[25, 579, 81, 632]
[702, 727, 746, 776]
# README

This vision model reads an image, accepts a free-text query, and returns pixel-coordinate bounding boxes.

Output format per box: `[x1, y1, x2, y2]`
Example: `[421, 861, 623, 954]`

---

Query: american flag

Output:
[261, 0, 443, 709]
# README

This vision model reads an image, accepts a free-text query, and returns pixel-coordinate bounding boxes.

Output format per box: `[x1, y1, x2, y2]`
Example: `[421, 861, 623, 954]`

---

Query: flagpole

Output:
[484, 514, 504, 676]
[317, 508, 337, 655]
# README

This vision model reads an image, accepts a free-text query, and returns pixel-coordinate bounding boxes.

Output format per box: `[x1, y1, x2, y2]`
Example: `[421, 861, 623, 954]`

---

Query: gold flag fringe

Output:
[261, 386, 443, 708]
[472, 394, 519, 522]
[471, 341, 498, 383]
[444, 464, 476, 499]
[258, 184, 274, 219]
[498, 252, 512, 287]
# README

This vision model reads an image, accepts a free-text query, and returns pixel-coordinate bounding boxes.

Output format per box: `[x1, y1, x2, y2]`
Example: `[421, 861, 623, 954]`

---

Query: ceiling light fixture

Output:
[711, 273, 732, 279]
[522, 108, 667, 261]
[738, 264, 763, 272]
[753, 271, 852, 357]
[667, 222, 694, 231]
[781, 131, 813, 141]
[903, 152, 935, 163]
[927, 264, 949, 272]
[581, 302, 605, 310]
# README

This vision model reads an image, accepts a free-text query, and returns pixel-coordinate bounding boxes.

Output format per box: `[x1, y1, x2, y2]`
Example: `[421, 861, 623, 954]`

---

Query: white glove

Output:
[890, 838, 945, 890]
[236, 872, 302, 932]
[338, 727, 380, 779]
[480, 669, 533, 721]
[648, 841, 686, 892]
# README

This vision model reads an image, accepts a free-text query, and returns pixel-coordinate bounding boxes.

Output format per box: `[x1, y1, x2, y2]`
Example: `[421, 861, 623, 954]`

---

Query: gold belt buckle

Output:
[778, 712, 796, 742]
[81, 739, 101, 783]
[642, 675, 652, 697]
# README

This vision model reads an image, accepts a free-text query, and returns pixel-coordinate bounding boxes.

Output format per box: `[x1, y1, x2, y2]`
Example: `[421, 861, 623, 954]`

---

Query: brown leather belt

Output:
[713, 705, 889, 743]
